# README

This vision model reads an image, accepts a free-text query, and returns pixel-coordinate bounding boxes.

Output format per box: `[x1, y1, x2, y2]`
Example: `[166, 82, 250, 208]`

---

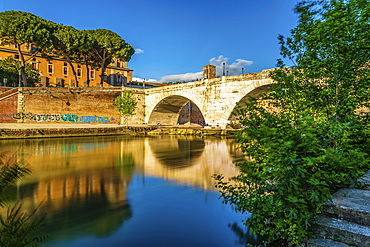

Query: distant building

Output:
[0, 43, 133, 87]
[203, 64, 216, 79]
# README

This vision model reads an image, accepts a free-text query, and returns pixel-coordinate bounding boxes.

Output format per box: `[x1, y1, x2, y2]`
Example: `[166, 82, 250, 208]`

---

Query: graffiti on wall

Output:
[12, 112, 37, 121]
[61, 114, 79, 123]
[12, 112, 61, 122]
[80, 116, 109, 124]
[37, 114, 61, 122]
[9, 112, 115, 124]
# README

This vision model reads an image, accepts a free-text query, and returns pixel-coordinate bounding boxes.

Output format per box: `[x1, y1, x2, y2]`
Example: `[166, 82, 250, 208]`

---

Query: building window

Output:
[31, 58, 38, 70]
[117, 73, 122, 85]
[117, 61, 120, 67]
[31, 62, 38, 70]
[25, 43, 29, 50]
[90, 69, 95, 79]
[31, 44, 37, 53]
[77, 65, 82, 77]
[47, 62, 54, 74]
[103, 69, 107, 81]
[14, 44, 18, 49]
[63, 62, 68, 76]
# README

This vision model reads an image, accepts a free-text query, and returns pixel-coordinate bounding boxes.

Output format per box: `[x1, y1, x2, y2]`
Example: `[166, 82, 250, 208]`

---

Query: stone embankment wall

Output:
[1, 87, 145, 125]
[0, 88, 18, 123]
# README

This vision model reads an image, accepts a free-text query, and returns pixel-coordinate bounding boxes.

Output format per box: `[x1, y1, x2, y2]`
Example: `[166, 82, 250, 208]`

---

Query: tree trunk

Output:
[83, 54, 90, 87]
[99, 50, 108, 87]
[16, 42, 27, 87]
[100, 60, 105, 87]
[20, 66, 27, 87]
[67, 59, 78, 87]
[62, 52, 78, 87]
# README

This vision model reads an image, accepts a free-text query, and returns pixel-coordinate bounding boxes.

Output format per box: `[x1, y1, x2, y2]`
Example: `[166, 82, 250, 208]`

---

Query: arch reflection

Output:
[148, 136, 205, 169]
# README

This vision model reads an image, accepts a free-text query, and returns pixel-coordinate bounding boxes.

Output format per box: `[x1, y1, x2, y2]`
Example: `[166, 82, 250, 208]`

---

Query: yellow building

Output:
[0, 43, 133, 87]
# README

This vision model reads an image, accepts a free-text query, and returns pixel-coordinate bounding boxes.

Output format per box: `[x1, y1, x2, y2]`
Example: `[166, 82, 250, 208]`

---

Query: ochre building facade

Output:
[0, 43, 133, 87]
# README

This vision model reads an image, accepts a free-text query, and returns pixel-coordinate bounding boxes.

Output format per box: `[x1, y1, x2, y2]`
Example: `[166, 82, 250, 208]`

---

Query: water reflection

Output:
[149, 137, 205, 168]
[0, 136, 250, 246]
[229, 222, 265, 246]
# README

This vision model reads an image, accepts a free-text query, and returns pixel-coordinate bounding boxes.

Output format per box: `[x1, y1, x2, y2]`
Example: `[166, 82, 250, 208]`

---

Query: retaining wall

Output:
[0, 87, 145, 125]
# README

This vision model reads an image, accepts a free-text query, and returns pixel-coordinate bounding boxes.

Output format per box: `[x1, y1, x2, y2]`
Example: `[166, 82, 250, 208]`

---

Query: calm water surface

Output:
[0, 135, 261, 247]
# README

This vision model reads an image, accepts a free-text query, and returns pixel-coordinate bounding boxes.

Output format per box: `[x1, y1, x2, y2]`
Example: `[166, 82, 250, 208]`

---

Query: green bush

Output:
[215, 1, 370, 244]
[0, 153, 47, 246]
[215, 106, 367, 245]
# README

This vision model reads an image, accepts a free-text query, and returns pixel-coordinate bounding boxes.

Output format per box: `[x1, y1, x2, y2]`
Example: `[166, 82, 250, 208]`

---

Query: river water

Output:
[0, 135, 261, 247]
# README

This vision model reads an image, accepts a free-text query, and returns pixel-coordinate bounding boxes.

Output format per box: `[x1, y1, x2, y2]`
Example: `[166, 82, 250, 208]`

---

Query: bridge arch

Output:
[148, 95, 205, 125]
[220, 83, 272, 128]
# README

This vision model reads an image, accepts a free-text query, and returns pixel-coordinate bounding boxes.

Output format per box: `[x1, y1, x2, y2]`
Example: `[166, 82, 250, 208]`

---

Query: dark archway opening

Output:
[148, 96, 205, 126]
[228, 85, 271, 129]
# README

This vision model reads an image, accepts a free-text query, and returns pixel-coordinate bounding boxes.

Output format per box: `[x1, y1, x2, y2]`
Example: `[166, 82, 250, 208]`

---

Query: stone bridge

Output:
[145, 69, 275, 128]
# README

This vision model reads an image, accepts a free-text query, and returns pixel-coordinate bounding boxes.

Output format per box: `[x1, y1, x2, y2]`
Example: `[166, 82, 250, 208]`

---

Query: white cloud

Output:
[158, 55, 253, 82]
[210, 55, 253, 77]
[135, 48, 144, 54]
[132, 77, 157, 82]
[160, 72, 203, 82]
[209, 55, 229, 65]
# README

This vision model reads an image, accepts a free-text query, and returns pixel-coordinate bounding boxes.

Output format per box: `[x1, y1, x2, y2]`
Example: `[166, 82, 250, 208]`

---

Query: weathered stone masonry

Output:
[0, 69, 275, 127]
[2, 87, 145, 125]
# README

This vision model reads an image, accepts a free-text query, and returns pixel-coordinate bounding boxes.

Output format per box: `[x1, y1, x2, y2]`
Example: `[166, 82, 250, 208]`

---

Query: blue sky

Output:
[1, 0, 300, 82]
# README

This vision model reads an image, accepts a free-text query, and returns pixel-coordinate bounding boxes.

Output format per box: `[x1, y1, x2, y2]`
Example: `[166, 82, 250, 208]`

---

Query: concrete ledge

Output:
[0, 126, 137, 139]
[0, 124, 237, 139]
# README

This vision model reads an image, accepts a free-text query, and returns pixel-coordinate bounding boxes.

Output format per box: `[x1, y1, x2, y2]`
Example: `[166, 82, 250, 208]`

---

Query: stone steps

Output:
[312, 215, 370, 246]
[307, 237, 351, 247]
[309, 170, 370, 247]
[322, 188, 370, 227]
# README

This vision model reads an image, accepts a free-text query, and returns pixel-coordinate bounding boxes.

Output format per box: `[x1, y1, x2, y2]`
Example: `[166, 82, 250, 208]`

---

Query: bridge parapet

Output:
[146, 69, 276, 95]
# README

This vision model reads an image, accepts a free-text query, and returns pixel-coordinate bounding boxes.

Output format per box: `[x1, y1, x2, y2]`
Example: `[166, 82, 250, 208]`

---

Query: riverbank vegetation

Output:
[0, 10, 134, 87]
[115, 91, 138, 127]
[0, 152, 46, 246]
[215, 0, 370, 245]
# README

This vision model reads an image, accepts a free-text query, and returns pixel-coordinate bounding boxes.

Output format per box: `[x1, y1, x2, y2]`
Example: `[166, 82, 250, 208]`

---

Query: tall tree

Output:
[89, 29, 134, 86]
[78, 30, 99, 87]
[0, 56, 40, 86]
[216, 0, 370, 245]
[0, 11, 51, 87]
[274, 0, 370, 122]
[49, 24, 89, 87]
